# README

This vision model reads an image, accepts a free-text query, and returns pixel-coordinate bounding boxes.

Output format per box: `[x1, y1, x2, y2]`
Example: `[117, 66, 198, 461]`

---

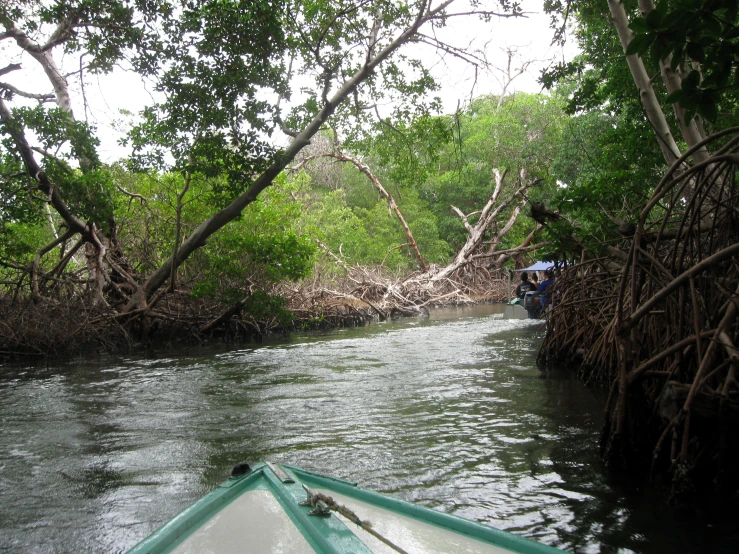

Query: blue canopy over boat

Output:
[514, 261, 553, 272]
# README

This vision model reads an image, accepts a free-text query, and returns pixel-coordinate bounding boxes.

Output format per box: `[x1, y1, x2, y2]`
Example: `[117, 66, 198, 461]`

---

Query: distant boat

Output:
[504, 262, 554, 320]
[127, 461, 565, 553]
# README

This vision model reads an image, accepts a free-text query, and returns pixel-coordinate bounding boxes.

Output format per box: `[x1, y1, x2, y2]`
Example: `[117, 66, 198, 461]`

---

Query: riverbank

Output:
[0, 275, 512, 364]
[0, 293, 372, 364]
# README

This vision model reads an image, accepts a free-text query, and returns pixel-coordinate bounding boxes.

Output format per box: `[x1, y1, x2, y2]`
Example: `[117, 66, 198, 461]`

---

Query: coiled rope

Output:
[308, 491, 410, 554]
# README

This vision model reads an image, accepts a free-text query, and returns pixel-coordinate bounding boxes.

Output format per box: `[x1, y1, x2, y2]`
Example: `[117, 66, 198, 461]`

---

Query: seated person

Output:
[515, 272, 537, 299]
[537, 269, 555, 305]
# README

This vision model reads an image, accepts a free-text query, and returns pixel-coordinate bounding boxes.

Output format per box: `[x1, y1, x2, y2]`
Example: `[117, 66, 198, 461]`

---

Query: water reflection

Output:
[1, 305, 737, 553]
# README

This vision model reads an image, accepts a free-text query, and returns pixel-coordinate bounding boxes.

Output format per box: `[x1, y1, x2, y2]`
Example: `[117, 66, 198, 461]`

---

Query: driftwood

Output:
[277, 258, 512, 323]
[426, 169, 542, 281]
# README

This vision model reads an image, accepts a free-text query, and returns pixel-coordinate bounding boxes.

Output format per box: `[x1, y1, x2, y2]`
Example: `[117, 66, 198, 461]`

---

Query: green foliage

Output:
[0, 221, 51, 262]
[423, 93, 566, 248]
[2, 106, 120, 229]
[299, 187, 371, 259]
[242, 290, 294, 327]
[548, 108, 663, 249]
[0, 221, 55, 292]
[625, 0, 739, 124]
[542, 2, 650, 120]
[0, 152, 40, 226]
[1, 0, 170, 74]
[293, 93, 565, 271]
[191, 231, 314, 302]
[112, 169, 190, 274]
[539, 0, 720, 255]
[11, 106, 100, 167]
[354, 191, 450, 269]
[360, 114, 453, 189]
[127, 0, 287, 192]
[1, 0, 543, 305]
[543, 0, 739, 127]
[292, 171, 450, 274]
[114, 170, 315, 303]
[1, 1, 173, 248]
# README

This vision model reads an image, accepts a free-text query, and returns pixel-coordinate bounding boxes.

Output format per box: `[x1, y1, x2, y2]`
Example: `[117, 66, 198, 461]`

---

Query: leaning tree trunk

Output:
[606, 0, 683, 165]
[635, 0, 709, 163]
[123, 1, 452, 313]
[428, 168, 536, 282]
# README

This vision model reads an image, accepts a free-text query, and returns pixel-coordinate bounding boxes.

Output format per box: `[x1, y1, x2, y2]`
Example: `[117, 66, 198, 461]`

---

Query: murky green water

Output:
[1, 305, 737, 553]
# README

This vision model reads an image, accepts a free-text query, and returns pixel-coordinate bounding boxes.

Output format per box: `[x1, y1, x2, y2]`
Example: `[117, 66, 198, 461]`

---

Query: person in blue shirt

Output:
[537, 269, 555, 305]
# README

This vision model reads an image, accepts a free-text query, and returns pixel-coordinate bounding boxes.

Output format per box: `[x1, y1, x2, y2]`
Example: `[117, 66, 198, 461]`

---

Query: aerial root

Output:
[538, 129, 739, 499]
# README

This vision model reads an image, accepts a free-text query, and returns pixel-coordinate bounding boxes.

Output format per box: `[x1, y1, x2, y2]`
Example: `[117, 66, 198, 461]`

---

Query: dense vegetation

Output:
[539, 0, 739, 501]
[2, 0, 739, 500]
[1, 0, 568, 347]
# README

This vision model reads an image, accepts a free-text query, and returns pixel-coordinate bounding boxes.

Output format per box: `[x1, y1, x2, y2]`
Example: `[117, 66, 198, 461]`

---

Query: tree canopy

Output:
[1, 0, 531, 311]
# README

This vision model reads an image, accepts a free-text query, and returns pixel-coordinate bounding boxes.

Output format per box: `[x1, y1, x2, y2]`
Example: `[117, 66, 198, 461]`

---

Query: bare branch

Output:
[431, 10, 529, 20]
[451, 205, 474, 233]
[414, 33, 488, 67]
[275, 55, 299, 137]
[30, 147, 72, 172]
[0, 81, 55, 101]
[116, 185, 148, 204]
[313, 150, 429, 271]
[4, 22, 75, 115]
[471, 240, 548, 261]
[0, 63, 22, 77]
[366, 16, 382, 63]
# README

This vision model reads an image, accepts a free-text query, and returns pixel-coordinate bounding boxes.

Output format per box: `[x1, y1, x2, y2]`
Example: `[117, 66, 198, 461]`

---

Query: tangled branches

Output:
[540, 128, 739, 498]
[282, 263, 511, 321]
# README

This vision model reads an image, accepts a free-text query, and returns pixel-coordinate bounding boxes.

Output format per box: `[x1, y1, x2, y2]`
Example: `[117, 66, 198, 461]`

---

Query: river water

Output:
[1, 305, 737, 553]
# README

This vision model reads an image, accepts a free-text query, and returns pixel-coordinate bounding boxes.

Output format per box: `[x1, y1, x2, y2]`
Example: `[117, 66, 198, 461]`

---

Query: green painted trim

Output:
[260, 463, 372, 554]
[286, 464, 565, 554]
[127, 468, 266, 554]
[126, 463, 371, 554]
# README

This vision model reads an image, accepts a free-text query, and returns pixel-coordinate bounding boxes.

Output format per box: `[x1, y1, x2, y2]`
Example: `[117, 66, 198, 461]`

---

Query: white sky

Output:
[2, 0, 577, 163]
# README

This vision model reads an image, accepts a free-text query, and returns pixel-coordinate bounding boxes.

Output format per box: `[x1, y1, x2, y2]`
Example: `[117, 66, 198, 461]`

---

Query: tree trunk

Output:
[123, 1, 449, 312]
[606, 0, 683, 165]
[636, 0, 709, 163]
[315, 151, 429, 272]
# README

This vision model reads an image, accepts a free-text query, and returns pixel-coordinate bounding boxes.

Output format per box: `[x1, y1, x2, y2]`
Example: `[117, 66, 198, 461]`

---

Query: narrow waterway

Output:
[1, 305, 737, 553]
